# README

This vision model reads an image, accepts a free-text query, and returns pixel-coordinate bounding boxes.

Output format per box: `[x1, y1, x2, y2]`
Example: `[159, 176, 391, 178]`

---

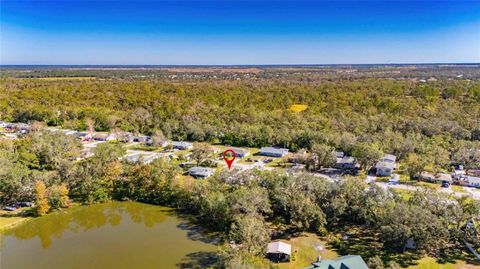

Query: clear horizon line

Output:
[1, 62, 479, 67]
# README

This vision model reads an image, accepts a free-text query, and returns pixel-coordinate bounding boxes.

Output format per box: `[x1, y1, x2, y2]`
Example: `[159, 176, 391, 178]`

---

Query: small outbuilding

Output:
[267, 241, 291, 263]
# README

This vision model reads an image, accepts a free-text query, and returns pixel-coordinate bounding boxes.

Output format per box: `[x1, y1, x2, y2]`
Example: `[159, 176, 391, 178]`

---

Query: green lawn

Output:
[273, 233, 339, 269]
[127, 144, 162, 152]
[0, 208, 32, 232]
[406, 257, 476, 269]
[266, 228, 478, 269]
[416, 181, 441, 190]
[451, 185, 465, 193]
[392, 188, 415, 200]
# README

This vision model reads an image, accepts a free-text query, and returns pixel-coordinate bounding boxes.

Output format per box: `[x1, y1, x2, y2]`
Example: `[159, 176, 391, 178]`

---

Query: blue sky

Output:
[1, 1, 479, 64]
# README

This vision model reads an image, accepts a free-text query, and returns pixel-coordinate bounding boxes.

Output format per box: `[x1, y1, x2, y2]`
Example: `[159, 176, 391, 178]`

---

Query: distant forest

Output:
[1, 66, 479, 172]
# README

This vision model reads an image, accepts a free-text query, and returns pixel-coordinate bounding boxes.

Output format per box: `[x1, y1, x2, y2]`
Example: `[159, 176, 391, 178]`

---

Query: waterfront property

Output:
[259, 147, 289, 157]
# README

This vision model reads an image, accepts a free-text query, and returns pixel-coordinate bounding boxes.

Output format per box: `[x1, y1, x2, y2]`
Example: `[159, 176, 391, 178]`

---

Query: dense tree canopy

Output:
[1, 76, 479, 174]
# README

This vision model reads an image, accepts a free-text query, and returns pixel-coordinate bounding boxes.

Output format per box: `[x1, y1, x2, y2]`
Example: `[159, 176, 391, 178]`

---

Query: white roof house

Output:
[230, 147, 250, 158]
[376, 154, 397, 177]
[93, 133, 116, 141]
[189, 166, 213, 178]
[259, 147, 289, 157]
[267, 241, 291, 255]
[461, 176, 480, 188]
[381, 154, 397, 163]
[124, 153, 160, 164]
[172, 141, 193, 150]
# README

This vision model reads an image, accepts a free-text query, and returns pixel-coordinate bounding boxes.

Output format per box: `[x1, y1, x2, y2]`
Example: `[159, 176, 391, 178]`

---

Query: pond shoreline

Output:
[1, 201, 219, 269]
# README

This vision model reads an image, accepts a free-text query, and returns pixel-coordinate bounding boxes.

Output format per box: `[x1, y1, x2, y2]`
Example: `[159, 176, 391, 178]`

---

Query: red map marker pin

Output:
[223, 149, 236, 170]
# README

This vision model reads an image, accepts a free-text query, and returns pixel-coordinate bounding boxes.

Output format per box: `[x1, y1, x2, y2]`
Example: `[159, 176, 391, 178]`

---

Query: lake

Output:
[0, 202, 218, 269]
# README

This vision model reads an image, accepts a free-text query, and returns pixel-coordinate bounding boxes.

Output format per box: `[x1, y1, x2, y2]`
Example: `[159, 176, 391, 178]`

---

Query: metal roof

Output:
[267, 241, 291, 255]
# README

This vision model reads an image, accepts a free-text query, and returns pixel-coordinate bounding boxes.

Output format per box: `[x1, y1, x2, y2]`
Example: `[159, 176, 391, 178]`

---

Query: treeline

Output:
[1, 130, 479, 268]
[1, 77, 480, 172]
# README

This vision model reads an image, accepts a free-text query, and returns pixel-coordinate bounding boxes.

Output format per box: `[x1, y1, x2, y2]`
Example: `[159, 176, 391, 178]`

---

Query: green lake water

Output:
[0, 202, 218, 269]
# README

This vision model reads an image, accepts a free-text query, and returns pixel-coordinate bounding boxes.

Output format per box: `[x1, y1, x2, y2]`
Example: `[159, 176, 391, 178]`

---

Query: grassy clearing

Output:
[289, 104, 308, 113]
[272, 233, 339, 269]
[392, 188, 415, 200]
[417, 181, 441, 190]
[327, 225, 479, 269]
[405, 257, 477, 269]
[0, 208, 33, 232]
[451, 185, 465, 193]
[266, 227, 478, 269]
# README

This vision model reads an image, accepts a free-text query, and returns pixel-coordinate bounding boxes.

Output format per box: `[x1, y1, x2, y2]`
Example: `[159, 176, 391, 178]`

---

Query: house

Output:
[133, 135, 150, 143]
[436, 173, 452, 183]
[266, 241, 291, 263]
[421, 171, 435, 182]
[15, 123, 30, 134]
[382, 154, 397, 163]
[74, 131, 93, 141]
[173, 141, 193, 150]
[304, 255, 368, 269]
[376, 161, 395, 176]
[63, 130, 77, 136]
[147, 139, 168, 147]
[124, 153, 159, 164]
[93, 133, 116, 141]
[189, 167, 213, 178]
[116, 132, 134, 143]
[376, 154, 397, 177]
[336, 156, 356, 170]
[230, 147, 249, 158]
[421, 172, 452, 184]
[459, 176, 480, 188]
[452, 165, 466, 179]
[259, 147, 289, 157]
[5, 123, 16, 130]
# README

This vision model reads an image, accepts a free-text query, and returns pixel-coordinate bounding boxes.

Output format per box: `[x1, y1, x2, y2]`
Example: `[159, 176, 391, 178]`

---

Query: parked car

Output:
[441, 181, 451, 188]
[3, 206, 17, 211]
